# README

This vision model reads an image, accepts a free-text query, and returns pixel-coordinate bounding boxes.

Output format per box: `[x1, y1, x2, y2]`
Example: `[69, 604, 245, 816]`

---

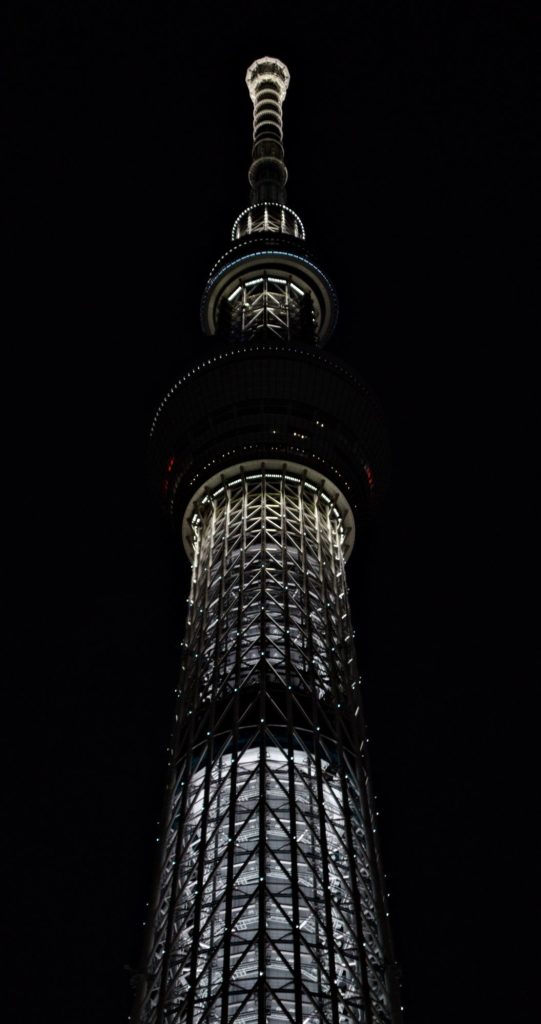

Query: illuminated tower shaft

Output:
[134, 59, 401, 1024]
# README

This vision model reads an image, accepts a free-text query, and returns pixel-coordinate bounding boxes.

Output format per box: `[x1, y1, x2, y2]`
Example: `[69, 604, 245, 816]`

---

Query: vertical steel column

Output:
[281, 481, 304, 1024]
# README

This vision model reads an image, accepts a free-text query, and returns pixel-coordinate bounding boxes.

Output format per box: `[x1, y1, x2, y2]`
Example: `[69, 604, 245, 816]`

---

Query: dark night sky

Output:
[4, 2, 539, 1021]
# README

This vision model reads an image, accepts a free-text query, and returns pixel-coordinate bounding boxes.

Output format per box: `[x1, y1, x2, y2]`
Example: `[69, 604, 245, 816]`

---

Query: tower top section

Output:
[151, 58, 391, 535]
[245, 57, 290, 205]
[245, 57, 290, 104]
[200, 57, 338, 345]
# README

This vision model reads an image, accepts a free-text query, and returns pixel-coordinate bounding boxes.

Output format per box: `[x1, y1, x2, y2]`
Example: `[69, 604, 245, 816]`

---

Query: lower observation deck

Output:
[150, 342, 390, 535]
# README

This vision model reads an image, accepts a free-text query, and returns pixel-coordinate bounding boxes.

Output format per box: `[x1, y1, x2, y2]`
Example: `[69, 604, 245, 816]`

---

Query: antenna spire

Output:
[246, 57, 290, 204]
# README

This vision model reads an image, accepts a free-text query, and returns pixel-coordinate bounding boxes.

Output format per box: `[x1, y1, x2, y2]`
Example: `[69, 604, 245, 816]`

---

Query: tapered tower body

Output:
[134, 59, 401, 1024]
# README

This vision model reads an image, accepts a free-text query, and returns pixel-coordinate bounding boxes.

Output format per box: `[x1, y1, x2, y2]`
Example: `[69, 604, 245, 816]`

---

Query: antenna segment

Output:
[246, 57, 290, 204]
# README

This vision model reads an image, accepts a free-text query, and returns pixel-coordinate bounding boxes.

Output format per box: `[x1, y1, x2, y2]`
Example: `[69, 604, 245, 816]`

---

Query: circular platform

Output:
[150, 342, 390, 538]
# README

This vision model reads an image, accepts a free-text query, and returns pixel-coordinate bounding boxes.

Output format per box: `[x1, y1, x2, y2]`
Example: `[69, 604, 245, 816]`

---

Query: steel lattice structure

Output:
[133, 58, 402, 1024]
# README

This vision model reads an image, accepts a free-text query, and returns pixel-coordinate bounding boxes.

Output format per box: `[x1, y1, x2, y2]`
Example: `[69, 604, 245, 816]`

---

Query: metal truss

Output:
[134, 470, 397, 1024]
[226, 274, 315, 344]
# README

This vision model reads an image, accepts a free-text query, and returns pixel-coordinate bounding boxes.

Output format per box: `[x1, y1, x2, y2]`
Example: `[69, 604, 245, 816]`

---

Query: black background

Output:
[5, 2, 539, 1021]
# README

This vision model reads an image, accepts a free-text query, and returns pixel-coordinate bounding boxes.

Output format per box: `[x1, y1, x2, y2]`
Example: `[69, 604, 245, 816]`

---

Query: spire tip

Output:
[245, 58, 290, 102]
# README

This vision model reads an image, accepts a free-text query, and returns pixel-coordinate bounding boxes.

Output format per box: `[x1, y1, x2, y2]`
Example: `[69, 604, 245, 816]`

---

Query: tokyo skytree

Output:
[132, 57, 402, 1024]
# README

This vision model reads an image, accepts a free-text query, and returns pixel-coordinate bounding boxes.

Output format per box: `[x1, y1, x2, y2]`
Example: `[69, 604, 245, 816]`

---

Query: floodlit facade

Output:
[133, 58, 402, 1024]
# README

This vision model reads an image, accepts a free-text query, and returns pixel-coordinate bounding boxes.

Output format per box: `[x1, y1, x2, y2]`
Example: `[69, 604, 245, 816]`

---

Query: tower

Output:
[134, 58, 401, 1024]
